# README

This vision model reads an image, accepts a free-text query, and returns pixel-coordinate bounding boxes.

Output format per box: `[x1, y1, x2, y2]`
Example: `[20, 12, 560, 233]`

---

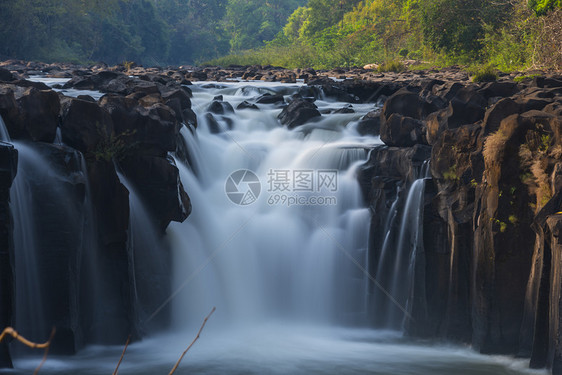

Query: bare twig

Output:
[113, 334, 131, 375]
[0, 326, 56, 375]
[168, 307, 216, 375]
[33, 328, 56, 375]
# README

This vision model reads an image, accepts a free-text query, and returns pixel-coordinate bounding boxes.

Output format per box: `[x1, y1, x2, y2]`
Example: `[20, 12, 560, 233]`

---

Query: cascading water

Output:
[168, 82, 377, 329]
[116, 170, 170, 331]
[4, 84, 542, 375]
[371, 160, 431, 328]
[0, 117, 98, 348]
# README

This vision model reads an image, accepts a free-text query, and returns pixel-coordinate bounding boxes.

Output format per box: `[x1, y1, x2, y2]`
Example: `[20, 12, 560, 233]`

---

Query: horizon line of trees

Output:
[0, 0, 305, 66]
[0, 0, 560, 70]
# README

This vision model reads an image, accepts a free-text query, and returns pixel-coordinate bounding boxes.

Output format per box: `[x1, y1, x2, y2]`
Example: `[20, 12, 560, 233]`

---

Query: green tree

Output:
[529, 0, 562, 15]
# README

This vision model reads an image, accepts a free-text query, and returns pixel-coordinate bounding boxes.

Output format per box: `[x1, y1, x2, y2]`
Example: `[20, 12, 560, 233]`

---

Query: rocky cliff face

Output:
[0, 68, 193, 364]
[0, 141, 17, 367]
[359, 73, 562, 372]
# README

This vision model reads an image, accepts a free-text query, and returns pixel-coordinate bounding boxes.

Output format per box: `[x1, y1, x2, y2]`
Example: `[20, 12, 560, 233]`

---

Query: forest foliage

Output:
[209, 0, 562, 71]
[0, 0, 561, 70]
[0, 0, 305, 65]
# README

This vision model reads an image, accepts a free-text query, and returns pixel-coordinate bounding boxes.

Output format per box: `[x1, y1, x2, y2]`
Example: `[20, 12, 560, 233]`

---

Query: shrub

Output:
[471, 65, 498, 82]
[378, 60, 406, 73]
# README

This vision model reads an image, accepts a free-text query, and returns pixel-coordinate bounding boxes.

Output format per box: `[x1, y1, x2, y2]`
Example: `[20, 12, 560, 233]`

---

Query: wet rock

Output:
[204, 113, 221, 134]
[85, 159, 137, 344]
[0, 142, 16, 368]
[207, 99, 234, 115]
[356, 110, 381, 136]
[119, 155, 191, 232]
[255, 93, 284, 105]
[15, 143, 90, 354]
[334, 104, 355, 114]
[278, 99, 321, 129]
[237, 100, 259, 110]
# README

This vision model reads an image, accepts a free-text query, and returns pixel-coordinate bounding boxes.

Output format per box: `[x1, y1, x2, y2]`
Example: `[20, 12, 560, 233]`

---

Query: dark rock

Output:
[0, 69, 15, 82]
[118, 155, 191, 232]
[237, 101, 259, 110]
[204, 113, 221, 134]
[356, 110, 381, 136]
[471, 112, 549, 354]
[380, 113, 425, 147]
[278, 99, 321, 129]
[61, 98, 114, 154]
[255, 93, 284, 105]
[85, 159, 137, 344]
[0, 142, 17, 368]
[100, 96, 180, 153]
[381, 88, 436, 125]
[77, 95, 96, 102]
[3, 87, 60, 142]
[482, 98, 520, 135]
[182, 108, 198, 128]
[426, 87, 487, 145]
[334, 105, 355, 114]
[479, 81, 519, 99]
[207, 100, 234, 115]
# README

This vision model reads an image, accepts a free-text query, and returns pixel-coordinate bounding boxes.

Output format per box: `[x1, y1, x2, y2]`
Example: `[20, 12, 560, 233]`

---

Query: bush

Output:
[471, 65, 498, 82]
[378, 60, 406, 73]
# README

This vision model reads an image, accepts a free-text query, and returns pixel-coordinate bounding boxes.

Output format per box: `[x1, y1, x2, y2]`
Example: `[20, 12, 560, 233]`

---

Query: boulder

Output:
[255, 93, 284, 105]
[207, 99, 234, 115]
[0, 69, 15, 82]
[118, 155, 191, 232]
[237, 101, 259, 110]
[61, 98, 114, 154]
[1, 87, 60, 142]
[380, 113, 425, 147]
[278, 99, 321, 129]
[100, 95, 180, 153]
[426, 87, 487, 145]
[356, 110, 381, 136]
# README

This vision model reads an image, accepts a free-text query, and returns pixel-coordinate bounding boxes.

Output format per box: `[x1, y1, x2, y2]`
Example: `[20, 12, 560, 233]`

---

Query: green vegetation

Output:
[471, 65, 498, 82]
[0, 0, 561, 69]
[209, 0, 562, 70]
[378, 60, 406, 73]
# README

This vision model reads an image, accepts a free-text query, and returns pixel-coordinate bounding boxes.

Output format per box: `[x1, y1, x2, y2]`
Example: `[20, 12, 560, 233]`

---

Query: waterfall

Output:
[116, 170, 170, 331]
[2, 84, 538, 375]
[168, 82, 379, 329]
[371, 162, 430, 328]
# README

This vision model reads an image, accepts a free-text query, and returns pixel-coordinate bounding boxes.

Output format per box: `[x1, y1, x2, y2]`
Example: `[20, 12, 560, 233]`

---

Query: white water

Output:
[168, 82, 378, 329]
[0, 83, 544, 374]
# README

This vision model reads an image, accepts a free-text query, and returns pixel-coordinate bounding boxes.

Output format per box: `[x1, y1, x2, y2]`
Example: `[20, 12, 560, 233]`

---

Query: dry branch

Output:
[0, 326, 56, 375]
[113, 334, 131, 375]
[168, 307, 216, 375]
